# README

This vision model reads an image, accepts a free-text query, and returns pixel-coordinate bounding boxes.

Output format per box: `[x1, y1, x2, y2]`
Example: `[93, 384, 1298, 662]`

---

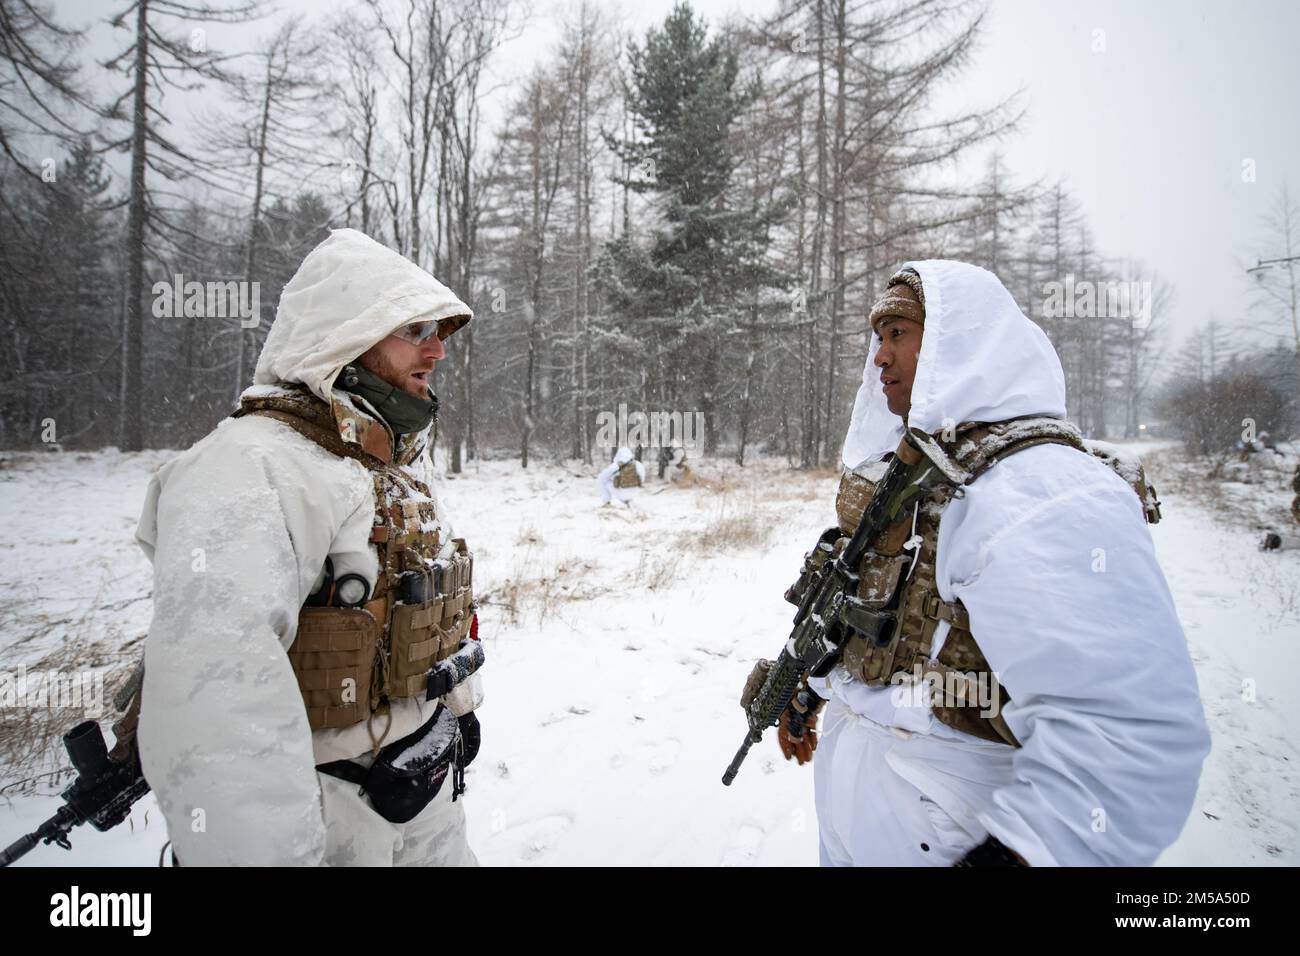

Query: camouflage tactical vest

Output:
[831, 417, 1161, 746]
[233, 386, 475, 743]
[613, 459, 642, 489]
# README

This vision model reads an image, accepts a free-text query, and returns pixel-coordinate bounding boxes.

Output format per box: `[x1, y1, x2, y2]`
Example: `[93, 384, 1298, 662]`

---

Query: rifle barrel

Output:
[722, 736, 755, 786]
[0, 833, 38, 867]
[0, 805, 78, 867]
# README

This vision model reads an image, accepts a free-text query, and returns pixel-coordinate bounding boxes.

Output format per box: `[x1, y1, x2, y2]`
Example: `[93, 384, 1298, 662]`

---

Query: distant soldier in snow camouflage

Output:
[1260, 461, 1300, 552]
[131, 229, 484, 865]
[597, 445, 646, 506]
[762, 260, 1209, 867]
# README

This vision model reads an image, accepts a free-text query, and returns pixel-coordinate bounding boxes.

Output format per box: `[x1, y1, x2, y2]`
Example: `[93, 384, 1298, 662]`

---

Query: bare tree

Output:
[102, 0, 262, 451]
[326, 11, 386, 236]
[435, 0, 518, 472]
[1247, 183, 1300, 384]
[747, 0, 1022, 464]
[560, 0, 616, 465]
[211, 18, 323, 401]
[0, 0, 96, 189]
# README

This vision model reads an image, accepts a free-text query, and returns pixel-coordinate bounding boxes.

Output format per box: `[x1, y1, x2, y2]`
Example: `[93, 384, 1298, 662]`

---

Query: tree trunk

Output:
[236, 55, 273, 405]
[121, 0, 149, 451]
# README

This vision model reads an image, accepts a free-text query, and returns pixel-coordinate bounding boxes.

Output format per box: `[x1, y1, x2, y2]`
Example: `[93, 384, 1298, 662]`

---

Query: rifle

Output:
[722, 433, 948, 785]
[0, 720, 150, 866]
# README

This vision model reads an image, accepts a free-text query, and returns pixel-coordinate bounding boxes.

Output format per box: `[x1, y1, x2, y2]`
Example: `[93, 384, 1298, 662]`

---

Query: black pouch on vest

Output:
[319, 704, 460, 824]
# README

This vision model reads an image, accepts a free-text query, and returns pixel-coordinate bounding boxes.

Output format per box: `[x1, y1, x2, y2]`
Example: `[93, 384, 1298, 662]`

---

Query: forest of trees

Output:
[1, 0, 1296, 461]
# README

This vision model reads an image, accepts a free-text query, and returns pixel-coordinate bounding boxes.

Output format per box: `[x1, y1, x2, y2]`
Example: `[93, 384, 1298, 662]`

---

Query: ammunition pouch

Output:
[291, 543, 476, 731]
[288, 604, 383, 731]
[388, 539, 475, 700]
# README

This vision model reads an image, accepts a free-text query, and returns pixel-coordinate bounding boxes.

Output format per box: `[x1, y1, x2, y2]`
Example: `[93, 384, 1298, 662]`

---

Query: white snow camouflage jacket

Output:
[134, 229, 479, 866]
[813, 259, 1212, 866]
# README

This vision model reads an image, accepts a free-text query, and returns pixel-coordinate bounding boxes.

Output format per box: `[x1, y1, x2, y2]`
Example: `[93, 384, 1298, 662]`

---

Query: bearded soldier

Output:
[130, 229, 483, 865]
[774, 260, 1210, 867]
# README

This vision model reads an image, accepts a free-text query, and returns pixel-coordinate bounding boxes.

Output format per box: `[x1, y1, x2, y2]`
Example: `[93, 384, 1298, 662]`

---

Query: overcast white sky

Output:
[51, 0, 1300, 349]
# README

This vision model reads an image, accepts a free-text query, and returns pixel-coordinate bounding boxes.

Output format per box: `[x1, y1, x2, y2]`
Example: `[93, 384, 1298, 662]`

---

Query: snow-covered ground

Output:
[1, 440, 1297, 866]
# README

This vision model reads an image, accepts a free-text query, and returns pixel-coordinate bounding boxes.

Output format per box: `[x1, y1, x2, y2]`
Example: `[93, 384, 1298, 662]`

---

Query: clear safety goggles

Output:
[390, 318, 444, 345]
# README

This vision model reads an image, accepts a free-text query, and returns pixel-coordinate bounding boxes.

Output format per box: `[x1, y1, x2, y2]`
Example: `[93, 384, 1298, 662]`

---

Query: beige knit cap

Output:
[868, 267, 926, 331]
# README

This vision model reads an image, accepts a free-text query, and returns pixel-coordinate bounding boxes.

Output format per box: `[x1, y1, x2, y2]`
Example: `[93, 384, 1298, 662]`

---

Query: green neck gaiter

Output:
[337, 362, 438, 437]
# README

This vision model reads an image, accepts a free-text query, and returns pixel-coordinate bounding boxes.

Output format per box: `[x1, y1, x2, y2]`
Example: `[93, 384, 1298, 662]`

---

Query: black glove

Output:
[457, 712, 481, 769]
[953, 835, 1029, 867]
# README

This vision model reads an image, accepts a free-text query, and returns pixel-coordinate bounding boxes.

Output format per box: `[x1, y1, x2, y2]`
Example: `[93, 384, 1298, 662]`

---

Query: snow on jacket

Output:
[597, 446, 646, 501]
[133, 229, 477, 866]
[812, 259, 1211, 866]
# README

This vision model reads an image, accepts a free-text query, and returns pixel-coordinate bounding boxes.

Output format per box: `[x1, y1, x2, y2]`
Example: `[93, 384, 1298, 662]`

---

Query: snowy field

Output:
[1, 441, 1297, 866]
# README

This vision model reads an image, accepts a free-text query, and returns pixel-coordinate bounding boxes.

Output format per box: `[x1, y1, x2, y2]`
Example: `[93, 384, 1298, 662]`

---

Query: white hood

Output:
[253, 228, 472, 403]
[841, 260, 1067, 470]
[613, 446, 635, 465]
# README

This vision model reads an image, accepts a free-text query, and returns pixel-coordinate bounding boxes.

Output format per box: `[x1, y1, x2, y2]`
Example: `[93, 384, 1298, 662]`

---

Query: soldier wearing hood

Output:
[131, 229, 483, 866]
[597, 445, 646, 506]
[776, 261, 1210, 867]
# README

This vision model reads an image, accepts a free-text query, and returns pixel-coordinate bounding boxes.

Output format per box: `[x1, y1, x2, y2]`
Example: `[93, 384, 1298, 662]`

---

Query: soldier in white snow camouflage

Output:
[132, 229, 484, 866]
[772, 260, 1210, 867]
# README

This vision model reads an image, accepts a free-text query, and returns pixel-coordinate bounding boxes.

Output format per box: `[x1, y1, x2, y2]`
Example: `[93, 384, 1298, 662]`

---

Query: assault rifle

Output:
[1, 719, 150, 866]
[722, 433, 947, 785]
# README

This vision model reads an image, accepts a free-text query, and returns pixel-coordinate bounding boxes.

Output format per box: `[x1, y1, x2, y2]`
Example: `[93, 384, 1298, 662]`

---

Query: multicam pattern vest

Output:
[613, 460, 642, 489]
[830, 417, 1161, 747]
[233, 385, 475, 739]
